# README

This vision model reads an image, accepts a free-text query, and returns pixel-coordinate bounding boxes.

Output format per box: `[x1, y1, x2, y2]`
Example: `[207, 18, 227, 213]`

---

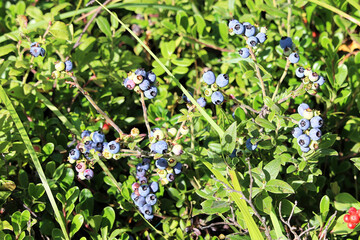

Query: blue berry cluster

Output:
[279, 37, 300, 64]
[131, 158, 159, 221]
[295, 67, 325, 93]
[52, 60, 73, 79]
[68, 130, 121, 180]
[123, 68, 158, 99]
[292, 103, 324, 153]
[201, 71, 229, 105]
[29, 42, 45, 58]
[228, 20, 267, 59]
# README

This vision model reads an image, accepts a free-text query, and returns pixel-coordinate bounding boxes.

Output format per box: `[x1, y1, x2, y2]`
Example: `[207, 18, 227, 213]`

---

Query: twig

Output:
[248, 46, 267, 99]
[70, 76, 124, 136]
[73, 0, 113, 49]
[174, 106, 195, 141]
[279, 200, 299, 238]
[319, 211, 337, 239]
[277, 83, 304, 104]
[219, 89, 260, 114]
[180, 34, 235, 53]
[272, 59, 291, 101]
[140, 91, 152, 138]
[199, 221, 238, 230]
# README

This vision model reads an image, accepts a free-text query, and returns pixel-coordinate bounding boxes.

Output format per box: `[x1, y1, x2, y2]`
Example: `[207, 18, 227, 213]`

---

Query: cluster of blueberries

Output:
[199, 71, 229, 105]
[279, 37, 300, 64]
[123, 69, 158, 99]
[52, 60, 73, 79]
[230, 138, 258, 158]
[149, 128, 183, 185]
[295, 67, 325, 92]
[131, 158, 159, 221]
[228, 19, 267, 58]
[68, 130, 121, 180]
[29, 42, 46, 57]
[292, 103, 323, 153]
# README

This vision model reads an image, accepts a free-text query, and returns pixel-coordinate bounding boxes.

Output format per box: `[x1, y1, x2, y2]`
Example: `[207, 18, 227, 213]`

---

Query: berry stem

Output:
[248, 46, 267, 99]
[272, 58, 291, 101]
[140, 91, 152, 138]
[174, 105, 195, 141]
[70, 76, 124, 136]
[22, 56, 34, 84]
[219, 89, 260, 115]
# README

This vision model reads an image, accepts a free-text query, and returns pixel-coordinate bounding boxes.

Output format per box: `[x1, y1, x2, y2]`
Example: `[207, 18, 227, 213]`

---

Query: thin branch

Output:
[248, 46, 267, 99]
[319, 211, 337, 239]
[69, 76, 124, 136]
[180, 34, 235, 53]
[73, 0, 113, 49]
[220, 89, 260, 114]
[140, 91, 152, 138]
[272, 59, 291, 101]
[279, 200, 299, 238]
[277, 83, 304, 104]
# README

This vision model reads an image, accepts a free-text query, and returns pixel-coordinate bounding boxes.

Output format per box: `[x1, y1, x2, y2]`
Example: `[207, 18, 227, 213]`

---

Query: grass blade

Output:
[307, 0, 360, 26]
[94, 0, 225, 138]
[0, 86, 70, 240]
[201, 160, 264, 239]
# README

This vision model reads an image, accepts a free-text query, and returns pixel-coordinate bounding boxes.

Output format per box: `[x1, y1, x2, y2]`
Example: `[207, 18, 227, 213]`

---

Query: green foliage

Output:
[0, 0, 359, 239]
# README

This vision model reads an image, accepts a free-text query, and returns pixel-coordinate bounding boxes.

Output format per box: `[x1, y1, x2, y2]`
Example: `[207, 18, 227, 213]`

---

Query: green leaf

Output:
[194, 14, 206, 36]
[201, 200, 230, 214]
[20, 210, 30, 231]
[42, 142, 54, 155]
[255, 117, 276, 130]
[255, 191, 273, 214]
[70, 214, 84, 238]
[101, 207, 115, 237]
[96, 16, 112, 38]
[263, 96, 280, 113]
[351, 157, 360, 171]
[320, 195, 330, 220]
[318, 133, 337, 149]
[335, 64, 348, 88]
[219, 21, 228, 43]
[0, 44, 16, 57]
[49, 21, 70, 40]
[263, 158, 281, 180]
[11, 211, 21, 235]
[28, 183, 45, 200]
[334, 192, 360, 211]
[221, 122, 237, 154]
[265, 179, 294, 194]
[26, 6, 43, 21]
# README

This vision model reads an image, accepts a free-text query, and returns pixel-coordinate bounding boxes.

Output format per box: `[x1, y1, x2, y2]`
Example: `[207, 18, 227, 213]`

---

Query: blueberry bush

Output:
[1, 0, 360, 239]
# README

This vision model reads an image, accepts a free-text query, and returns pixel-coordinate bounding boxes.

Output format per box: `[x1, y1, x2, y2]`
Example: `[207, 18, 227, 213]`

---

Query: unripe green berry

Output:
[204, 88, 213, 97]
[52, 70, 61, 79]
[172, 144, 183, 155]
[168, 128, 177, 138]
[211, 83, 218, 91]
[55, 62, 65, 71]
[153, 129, 165, 140]
[180, 125, 189, 135]
[303, 109, 314, 120]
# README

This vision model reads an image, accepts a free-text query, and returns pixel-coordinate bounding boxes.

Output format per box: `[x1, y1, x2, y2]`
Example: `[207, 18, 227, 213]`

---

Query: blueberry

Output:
[300, 146, 310, 153]
[136, 167, 146, 178]
[134, 196, 146, 207]
[246, 138, 257, 151]
[292, 127, 303, 138]
[211, 91, 224, 105]
[310, 116, 323, 128]
[295, 67, 305, 78]
[239, 48, 250, 58]
[228, 19, 240, 30]
[154, 140, 168, 154]
[298, 119, 310, 130]
[309, 128, 322, 141]
[30, 42, 38, 47]
[315, 76, 325, 86]
[280, 37, 293, 49]
[297, 134, 310, 147]
[131, 192, 138, 201]
[166, 173, 175, 182]
[244, 24, 256, 37]
[146, 193, 157, 205]
[139, 184, 150, 197]
[182, 92, 193, 103]
[138, 176, 148, 185]
[232, 22, 244, 35]
[69, 149, 81, 160]
[91, 142, 103, 152]
[173, 162, 182, 175]
[91, 131, 105, 143]
[83, 169, 94, 180]
[144, 86, 158, 99]
[141, 204, 153, 215]
[256, 32, 267, 43]
[40, 48, 46, 57]
[197, 97, 206, 108]
[147, 71, 156, 83]
[297, 103, 310, 116]
[230, 149, 237, 158]
[84, 140, 93, 151]
[30, 47, 42, 57]
[108, 140, 120, 154]
[289, 52, 300, 64]
[155, 158, 168, 170]
[203, 71, 216, 85]
[137, 161, 150, 171]
[149, 181, 159, 193]
[75, 162, 86, 172]
[246, 36, 258, 47]
[309, 72, 319, 82]
[144, 213, 154, 221]
[135, 68, 147, 78]
[65, 60, 73, 71]
[124, 78, 136, 90]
